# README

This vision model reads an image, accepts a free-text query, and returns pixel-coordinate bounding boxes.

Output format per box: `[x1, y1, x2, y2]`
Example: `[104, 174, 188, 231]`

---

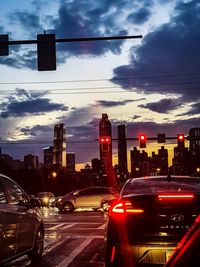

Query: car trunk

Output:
[119, 194, 200, 244]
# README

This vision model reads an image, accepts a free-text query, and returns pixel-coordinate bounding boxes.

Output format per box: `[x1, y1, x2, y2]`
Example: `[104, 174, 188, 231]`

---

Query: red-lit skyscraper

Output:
[99, 114, 112, 168]
[99, 114, 116, 187]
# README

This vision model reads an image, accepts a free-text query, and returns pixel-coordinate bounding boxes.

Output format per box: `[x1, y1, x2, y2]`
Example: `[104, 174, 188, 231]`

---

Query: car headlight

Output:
[57, 197, 62, 203]
[43, 197, 49, 203]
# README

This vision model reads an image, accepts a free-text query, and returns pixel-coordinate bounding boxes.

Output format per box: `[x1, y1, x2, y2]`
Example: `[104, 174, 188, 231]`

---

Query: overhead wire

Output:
[0, 72, 200, 85]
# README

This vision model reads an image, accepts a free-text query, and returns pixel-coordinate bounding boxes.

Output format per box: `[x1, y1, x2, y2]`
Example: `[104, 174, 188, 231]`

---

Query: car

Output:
[0, 173, 44, 265]
[105, 175, 200, 267]
[36, 191, 56, 207]
[164, 213, 200, 267]
[56, 186, 118, 212]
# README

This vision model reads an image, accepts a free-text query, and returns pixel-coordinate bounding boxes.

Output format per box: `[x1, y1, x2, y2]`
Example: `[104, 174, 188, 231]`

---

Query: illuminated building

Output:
[99, 114, 112, 169]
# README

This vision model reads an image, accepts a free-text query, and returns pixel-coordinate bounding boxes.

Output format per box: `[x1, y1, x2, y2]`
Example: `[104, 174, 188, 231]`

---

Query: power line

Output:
[0, 72, 200, 85]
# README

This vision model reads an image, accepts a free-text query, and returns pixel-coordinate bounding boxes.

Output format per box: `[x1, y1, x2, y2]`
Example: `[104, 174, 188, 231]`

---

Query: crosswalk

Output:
[5, 212, 106, 266]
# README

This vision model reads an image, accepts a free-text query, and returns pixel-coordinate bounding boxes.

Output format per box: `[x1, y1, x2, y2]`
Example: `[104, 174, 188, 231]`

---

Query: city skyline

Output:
[0, 0, 200, 168]
[0, 120, 199, 173]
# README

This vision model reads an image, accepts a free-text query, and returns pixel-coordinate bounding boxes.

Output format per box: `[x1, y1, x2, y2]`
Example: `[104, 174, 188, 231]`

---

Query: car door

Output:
[75, 188, 93, 208]
[0, 179, 18, 262]
[2, 177, 37, 253]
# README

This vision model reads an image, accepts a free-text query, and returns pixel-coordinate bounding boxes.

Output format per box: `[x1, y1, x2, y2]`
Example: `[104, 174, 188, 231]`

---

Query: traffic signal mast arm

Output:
[1, 35, 143, 46]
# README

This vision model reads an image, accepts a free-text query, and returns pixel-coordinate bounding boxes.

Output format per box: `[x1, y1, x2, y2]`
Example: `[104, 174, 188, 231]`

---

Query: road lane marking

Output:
[97, 223, 106, 229]
[62, 223, 77, 229]
[57, 237, 94, 267]
[48, 223, 66, 230]
[44, 238, 69, 255]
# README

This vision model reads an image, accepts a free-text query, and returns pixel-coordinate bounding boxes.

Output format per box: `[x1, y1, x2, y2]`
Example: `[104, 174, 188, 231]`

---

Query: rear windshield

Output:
[122, 178, 200, 196]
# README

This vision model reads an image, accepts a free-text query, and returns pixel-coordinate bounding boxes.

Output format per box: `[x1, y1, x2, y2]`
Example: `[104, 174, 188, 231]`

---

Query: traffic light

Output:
[157, 133, 166, 143]
[177, 134, 185, 148]
[100, 136, 111, 151]
[37, 34, 56, 71]
[139, 134, 147, 148]
[0, 34, 9, 56]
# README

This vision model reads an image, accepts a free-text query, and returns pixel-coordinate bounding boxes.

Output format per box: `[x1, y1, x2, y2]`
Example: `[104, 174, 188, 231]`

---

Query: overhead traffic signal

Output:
[37, 34, 56, 71]
[139, 134, 147, 148]
[99, 136, 111, 151]
[0, 34, 9, 56]
[177, 134, 185, 148]
[157, 133, 166, 143]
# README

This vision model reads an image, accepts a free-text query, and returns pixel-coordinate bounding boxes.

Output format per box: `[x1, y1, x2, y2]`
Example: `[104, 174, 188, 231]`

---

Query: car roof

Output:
[128, 175, 198, 181]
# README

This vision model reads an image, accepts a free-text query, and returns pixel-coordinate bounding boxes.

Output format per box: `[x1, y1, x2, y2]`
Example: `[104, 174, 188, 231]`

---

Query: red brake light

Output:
[111, 200, 144, 214]
[158, 194, 194, 201]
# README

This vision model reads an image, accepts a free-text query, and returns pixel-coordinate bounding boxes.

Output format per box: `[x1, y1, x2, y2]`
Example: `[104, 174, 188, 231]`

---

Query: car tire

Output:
[28, 227, 44, 261]
[62, 201, 74, 213]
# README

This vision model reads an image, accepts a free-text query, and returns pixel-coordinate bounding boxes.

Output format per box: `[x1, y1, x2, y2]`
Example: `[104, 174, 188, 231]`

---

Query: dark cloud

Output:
[9, 11, 43, 32]
[178, 102, 200, 116]
[0, 89, 68, 118]
[111, 117, 200, 138]
[19, 124, 53, 138]
[132, 115, 141, 120]
[0, 50, 37, 70]
[97, 99, 136, 108]
[111, 0, 200, 103]
[1, 0, 156, 69]
[138, 98, 181, 113]
[54, 1, 129, 59]
[127, 7, 151, 25]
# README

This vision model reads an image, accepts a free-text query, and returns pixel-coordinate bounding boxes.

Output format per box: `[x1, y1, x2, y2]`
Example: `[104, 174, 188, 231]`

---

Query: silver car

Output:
[0, 173, 44, 265]
[57, 186, 118, 212]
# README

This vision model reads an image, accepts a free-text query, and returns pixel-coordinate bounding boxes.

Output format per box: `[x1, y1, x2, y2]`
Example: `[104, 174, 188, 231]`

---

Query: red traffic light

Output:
[99, 136, 111, 144]
[139, 134, 147, 148]
[177, 134, 184, 141]
[177, 134, 185, 148]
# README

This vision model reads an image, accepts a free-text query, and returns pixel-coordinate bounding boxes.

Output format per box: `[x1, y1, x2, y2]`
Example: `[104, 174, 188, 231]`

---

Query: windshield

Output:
[122, 178, 200, 196]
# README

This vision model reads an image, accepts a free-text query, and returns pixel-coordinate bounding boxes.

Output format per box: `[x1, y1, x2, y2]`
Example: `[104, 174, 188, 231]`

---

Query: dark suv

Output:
[105, 176, 200, 266]
[0, 173, 44, 265]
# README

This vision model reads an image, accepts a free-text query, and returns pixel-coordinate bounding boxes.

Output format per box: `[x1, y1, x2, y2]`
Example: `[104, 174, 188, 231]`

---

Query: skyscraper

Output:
[24, 154, 39, 169]
[99, 114, 116, 187]
[53, 124, 66, 168]
[43, 146, 53, 168]
[189, 128, 200, 155]
[189, 128, 200, 173]
[99, 113, 112, 169]
[118, 124, 127, 174]
[66, 152, 75, 172]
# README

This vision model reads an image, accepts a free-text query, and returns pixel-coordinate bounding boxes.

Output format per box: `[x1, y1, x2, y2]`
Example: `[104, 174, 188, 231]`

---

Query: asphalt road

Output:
[5, 208, 107, 267]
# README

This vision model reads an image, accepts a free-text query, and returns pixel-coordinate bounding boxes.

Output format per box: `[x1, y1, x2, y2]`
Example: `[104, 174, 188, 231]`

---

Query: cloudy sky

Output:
[0, 0, 199, 170]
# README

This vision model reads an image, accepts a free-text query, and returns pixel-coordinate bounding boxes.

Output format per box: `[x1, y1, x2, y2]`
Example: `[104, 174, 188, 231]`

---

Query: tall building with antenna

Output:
[99, 114, 116, 187]
[99, 113, 112, 169]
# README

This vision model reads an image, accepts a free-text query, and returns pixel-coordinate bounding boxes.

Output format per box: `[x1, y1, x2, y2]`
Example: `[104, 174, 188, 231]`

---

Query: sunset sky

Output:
[0, 0, 199, 170]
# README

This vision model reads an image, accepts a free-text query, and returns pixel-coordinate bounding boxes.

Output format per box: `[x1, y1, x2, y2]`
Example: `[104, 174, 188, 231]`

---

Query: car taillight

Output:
[111, 200, 144, 214]
[158, 193, 194, 201]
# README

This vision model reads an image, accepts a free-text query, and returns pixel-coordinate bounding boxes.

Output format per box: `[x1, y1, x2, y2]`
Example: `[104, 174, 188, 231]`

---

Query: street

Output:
[5, 209, 107, 267]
